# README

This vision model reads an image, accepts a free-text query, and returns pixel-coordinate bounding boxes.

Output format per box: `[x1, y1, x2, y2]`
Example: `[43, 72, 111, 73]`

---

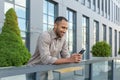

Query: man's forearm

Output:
[53, 58, 73, 65]
[53, 54, 82, 65]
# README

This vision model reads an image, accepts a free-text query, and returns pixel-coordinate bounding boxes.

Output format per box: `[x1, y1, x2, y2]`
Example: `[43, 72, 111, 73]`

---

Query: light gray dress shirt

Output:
[28, 30, 70, 65]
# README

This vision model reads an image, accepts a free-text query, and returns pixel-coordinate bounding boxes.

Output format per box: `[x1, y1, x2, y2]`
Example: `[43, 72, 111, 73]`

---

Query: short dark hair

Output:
[54, 16, 68, 23]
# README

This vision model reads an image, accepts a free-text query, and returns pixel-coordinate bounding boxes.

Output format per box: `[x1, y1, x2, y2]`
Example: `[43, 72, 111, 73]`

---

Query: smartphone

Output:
[79, 49, 85, 54]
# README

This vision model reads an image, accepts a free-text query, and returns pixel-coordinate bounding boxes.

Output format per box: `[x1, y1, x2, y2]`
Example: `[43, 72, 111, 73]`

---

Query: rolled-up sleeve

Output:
[38, 33, 57, 64]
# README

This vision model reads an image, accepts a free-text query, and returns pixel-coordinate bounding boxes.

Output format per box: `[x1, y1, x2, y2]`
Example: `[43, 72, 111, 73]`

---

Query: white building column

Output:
[30, 0, 43, 54]
[0, 0, 4, 33]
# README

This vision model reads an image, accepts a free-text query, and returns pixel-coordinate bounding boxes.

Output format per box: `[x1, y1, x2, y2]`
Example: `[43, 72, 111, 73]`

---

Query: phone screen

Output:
[79, 49, 85, 54]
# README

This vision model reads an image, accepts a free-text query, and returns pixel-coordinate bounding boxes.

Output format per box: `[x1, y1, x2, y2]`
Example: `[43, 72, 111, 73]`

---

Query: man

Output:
[28, 16, 82, 80]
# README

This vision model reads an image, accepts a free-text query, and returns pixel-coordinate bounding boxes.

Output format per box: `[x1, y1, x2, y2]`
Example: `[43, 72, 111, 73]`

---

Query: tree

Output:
[0, 8, 31, 67]
[118, 48, 120, 55]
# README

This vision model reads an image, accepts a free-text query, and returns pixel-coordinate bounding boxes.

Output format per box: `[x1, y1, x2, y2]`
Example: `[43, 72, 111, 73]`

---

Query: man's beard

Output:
[56, 30, 62, 38]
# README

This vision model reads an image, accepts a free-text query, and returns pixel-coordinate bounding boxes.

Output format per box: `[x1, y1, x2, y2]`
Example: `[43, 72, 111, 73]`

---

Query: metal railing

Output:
[0, 57, 120, 80]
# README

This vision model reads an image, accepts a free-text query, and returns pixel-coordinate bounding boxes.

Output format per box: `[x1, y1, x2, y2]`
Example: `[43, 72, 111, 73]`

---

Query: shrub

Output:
[118, 48, 120, 55]
[91, 41, 111, 57]
[0, 8, 31, 67]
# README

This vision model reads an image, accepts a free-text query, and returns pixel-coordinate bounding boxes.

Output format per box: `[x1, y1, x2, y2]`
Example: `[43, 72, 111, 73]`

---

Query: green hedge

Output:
[0, 8, 31, 67]
[118, 48, 120, 55]
[91, 41, 111, 57]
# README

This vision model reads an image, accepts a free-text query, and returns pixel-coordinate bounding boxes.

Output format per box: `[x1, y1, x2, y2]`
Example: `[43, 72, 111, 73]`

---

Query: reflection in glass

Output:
[48, 16, 54, 25]
[5, 0, 27, 42]
[15, 0, 26, 7]
[4, 2, 13, 13]
[48, 2, 54, 16]
[69, 23, 73, 29]
[69, 12, 73, 22]
[66, 31, 68, 41]
[48, 25, 53, 31]
[93, 21, 96, 44]
[67, 9, 76, 53]
[93, 21, 99, 44]
[82, 17, 86, 49]
[87, 0, 91, 8]
[43, 0, 56, 31]
[43, 24, 47, 31]
[81, 0, 85, 5]
[93, 0, 96, 11]
[69, 45, 73, 53]
[43, 14, 47, 23]
[43, 0, 47, 14]
[103, 24, 106, 41]
[18, 18, 26, 31]
[68, 30, 73, 42]
[15, 5, 26, 18]
[21, 31, 26, 38]
[18, 18, 26, 38]
[82, 16, 90, 60]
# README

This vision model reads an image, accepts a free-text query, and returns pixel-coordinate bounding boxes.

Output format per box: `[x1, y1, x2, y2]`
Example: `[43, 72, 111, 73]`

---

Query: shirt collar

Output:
[50, 30, 62, 40]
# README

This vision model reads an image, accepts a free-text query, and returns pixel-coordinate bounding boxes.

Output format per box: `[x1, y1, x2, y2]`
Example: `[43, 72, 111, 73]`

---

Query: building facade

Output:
[0, 0, 120, 59]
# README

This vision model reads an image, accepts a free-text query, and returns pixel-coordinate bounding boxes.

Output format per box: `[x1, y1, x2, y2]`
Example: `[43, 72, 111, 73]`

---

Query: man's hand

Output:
[69, 53, 82, 63]
[54, 53, 82, 64]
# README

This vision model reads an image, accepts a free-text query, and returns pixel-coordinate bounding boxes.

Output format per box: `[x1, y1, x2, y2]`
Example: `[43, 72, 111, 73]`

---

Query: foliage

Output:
[118, 48, 120, 55]
[91, 41, 111, 57]
[0, 8, 31, 67]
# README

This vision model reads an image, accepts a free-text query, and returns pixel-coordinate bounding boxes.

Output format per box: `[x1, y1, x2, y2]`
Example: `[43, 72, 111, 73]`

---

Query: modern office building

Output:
[0, 0, 120, 80]
[0, 0, 120, 59]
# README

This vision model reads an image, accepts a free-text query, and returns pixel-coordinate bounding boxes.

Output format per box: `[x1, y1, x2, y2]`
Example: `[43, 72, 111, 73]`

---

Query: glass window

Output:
[103, 24, 107, 41]
[48, 25, 53, 31]
[93, 0, 96, 11]
[108, 0, 110, 15]
[111, 1, 113, 21]
[43, 24, 47, 31]
[97, 0, 100, 8]
[15, 5, 26, 18]
[119, 32, 120, 50]
[43, 14, 47, 24]
[82, 16, 90, 59]
[48, 16, 54, 25]
[116, 6, 118, 21]
[114, 3, 115, 23]
[43, 0, 57, 31]
[18, 18, 26, 38]
[114, 30, 117, 56]
[118, 8, 120, 25]
[109, 27, 112, 49]
[81, 0, 85, 5]
[4, 2, 13, 13]
[93, 20, 99, 44]
[18, 18, 26, 31]
[82, 17, 86, 49]
[15, 0, 26, 7]
[48, 2, 54, 16]
[87, 0, 91, 8]
[105, 0, 107, 13]
[101, 0, 104, 15]
[43, 0, 47, 14]
[97, 0, 100, 13]
[67, 9, 76, 53]
[4, 0, 27, 39]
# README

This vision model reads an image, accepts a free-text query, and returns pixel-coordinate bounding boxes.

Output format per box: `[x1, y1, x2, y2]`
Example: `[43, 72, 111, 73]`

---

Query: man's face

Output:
[54, 20, 68, 38]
